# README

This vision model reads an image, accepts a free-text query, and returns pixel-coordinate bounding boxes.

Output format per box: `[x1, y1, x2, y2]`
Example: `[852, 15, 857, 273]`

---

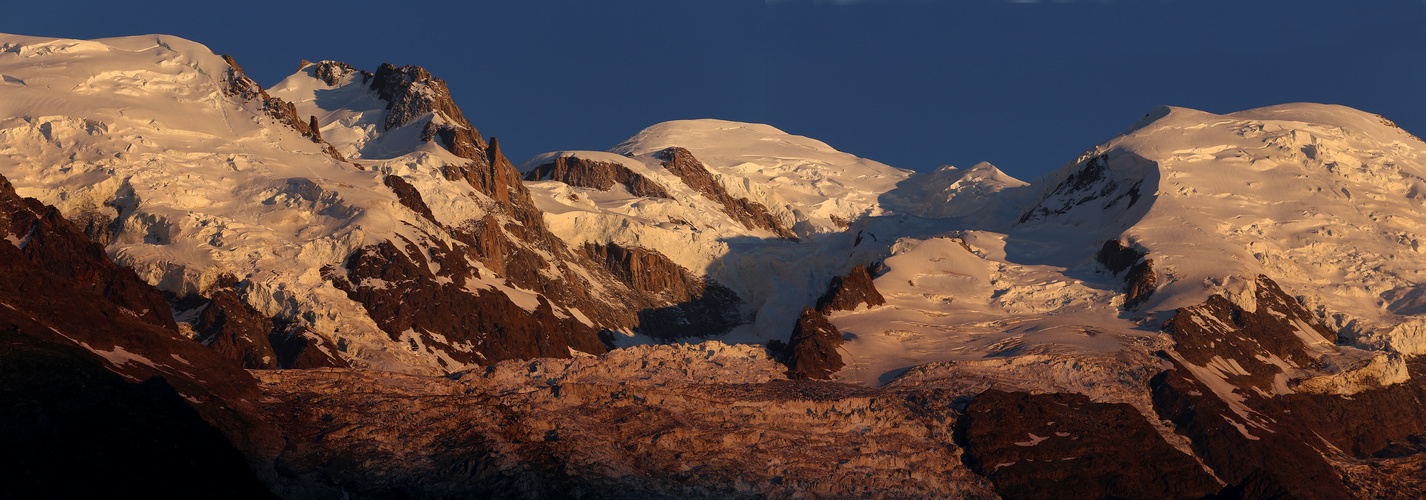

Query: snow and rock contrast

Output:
[0, 33, 764, 376]
[9, 31, 1426, 499]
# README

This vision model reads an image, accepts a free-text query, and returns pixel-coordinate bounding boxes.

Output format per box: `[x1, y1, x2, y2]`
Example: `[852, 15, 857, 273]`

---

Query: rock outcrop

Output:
[1148, 274, 1426, 498]
[580, 243, 745, 340]
[524, 155, 673, 199]
[191, 281, 281, 370]
[309, 60, 370, 87]
[178, 275, 348, 370]
[325, 238, 604, 366]
[1149, 358, 1353, 499]
[219, 54, 345, 162]
[1161, 274, 1336, 393]
[656, 147, 797, 239]
[323, 64, 773, 362]
[1018, 153, 1148, 224]
[816, 263, 886, 314]
[368, 62, 487, 162]
[782, 308, 846, 380]
[1096, 239, 1156, 310]
[369, 63, 471, 133]
[267, 325, 349, 370]
[0, 176, 176, 331]
[317, 64, 628, 364]
[382, 174, 436, 224]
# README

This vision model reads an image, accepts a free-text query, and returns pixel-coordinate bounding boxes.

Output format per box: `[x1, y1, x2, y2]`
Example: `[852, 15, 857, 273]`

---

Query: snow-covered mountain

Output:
[8, 31, 1426, 499]
[0, 34, 774, 374]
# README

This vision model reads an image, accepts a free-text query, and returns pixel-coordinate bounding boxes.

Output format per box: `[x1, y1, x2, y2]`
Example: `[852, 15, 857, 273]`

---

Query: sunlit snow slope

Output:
[0, 34, 623, 374]
[5, 32, 1425, 395]
[1045, 105, 1426, 352]
[0, 34, 427, 368]
[518, 104, 1426, 392]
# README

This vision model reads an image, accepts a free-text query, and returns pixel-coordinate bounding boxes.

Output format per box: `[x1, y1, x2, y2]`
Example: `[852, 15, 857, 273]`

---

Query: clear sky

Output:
[8, 0, 1424, 180]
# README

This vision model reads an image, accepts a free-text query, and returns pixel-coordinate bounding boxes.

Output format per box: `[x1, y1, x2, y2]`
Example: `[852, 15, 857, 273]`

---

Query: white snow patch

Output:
[1013, 433, 1049, 447]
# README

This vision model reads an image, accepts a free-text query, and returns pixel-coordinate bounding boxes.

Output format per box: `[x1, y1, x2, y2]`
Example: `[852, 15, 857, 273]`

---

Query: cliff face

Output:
[524, 155, 673, 199]
[816, 264, 886, 314]
[1146, 274, 1426, 498]
[302, 62, 769, 363]
[1096, 240, 1156, 310]
[782, 308, 846, 380]
[580, 243, 745, 340]
[179, 275, 348, 370]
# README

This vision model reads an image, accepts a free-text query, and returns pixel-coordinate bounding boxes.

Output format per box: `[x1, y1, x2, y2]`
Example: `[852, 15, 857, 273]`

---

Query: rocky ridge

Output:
[269, 55, 763, 366]
[220, 55, 345, 162]
[656, 146, 797, 240]
[524, 155, 673, 199]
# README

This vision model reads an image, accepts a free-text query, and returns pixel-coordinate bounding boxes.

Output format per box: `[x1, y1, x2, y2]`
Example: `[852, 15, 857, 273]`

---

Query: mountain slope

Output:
[0, 34, 737, 373]
[9, 31, 1426, 498]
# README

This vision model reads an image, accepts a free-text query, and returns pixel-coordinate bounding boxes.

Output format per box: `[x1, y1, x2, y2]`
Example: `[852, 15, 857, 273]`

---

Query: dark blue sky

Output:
[10, 1, 1425, 180]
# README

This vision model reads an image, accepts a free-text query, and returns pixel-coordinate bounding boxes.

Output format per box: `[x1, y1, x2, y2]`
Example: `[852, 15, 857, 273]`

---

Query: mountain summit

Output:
[5, 33, 1426, 498]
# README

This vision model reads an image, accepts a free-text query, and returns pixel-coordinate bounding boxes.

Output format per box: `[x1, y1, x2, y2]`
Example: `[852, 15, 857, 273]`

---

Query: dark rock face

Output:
[421, 119, 484, 159]
[311, 60, 370, 87]
[1096, 240, 1156, 310]
[957, 389, 1220, 500]
[816, 263, 886, 314]
[524, 155, 673, 199]
[0, 337, 277, 499]
[267, 325, 348, 369]
[1148, 274, 1426, 498]
[656, 147, 797, 240]
[1149, 359, 1353, 500]
[182, 276, 349, 371]
[219, 54, 345, 162]
[350, 64, 734, 358]
[1096, 239, 1141, 274]
[370, 63, 473, 133]
[307, 115, 321, 141]
[1162, 275, 1334, 393]
[325, 239, 605, 366]
[783, 308, 845, 380]
[1123, 260, 1156, 309]
[0, 171, 280, 493]
[363, 62, 488, 162]
[383, 174, 436, 224]
[1258, 358, 1426, 458]
[193, 282, 281, 370]
[333, 133, 650, 365]
[0, 175, 177, 331]
[581, 243, 745, 340]
[1018, 153, 1146, 224]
